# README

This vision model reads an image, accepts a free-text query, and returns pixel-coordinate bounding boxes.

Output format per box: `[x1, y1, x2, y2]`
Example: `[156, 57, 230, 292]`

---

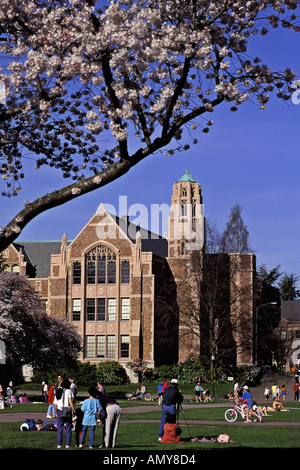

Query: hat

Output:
[197, 382, 201, 385]
[243, 385, 249, 390]
[171, 378, 178, 384]
[20, 423, 29, 431]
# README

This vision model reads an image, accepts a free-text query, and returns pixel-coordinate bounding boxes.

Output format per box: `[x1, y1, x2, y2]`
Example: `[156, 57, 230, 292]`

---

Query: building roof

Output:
[178, 168, 196, 182]
[112, 214, 168, 258]
[281, 300, 300, 323]
[14, 241, 67, 278]
[14, 213, 168, 279]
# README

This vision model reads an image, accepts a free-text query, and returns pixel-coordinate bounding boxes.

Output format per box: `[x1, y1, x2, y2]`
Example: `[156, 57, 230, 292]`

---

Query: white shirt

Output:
[54, 389, 74, 411]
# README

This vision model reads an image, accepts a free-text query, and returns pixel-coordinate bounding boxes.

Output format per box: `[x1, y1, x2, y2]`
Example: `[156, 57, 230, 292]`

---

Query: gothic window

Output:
[72, 299, 81, 321]
[192, 202, 196, 218]
[107, 335, 115, 358]
[86, 336, 95, 358]
[97, 298, 105, 321]
[121, 335, 129, 358]
[121, 298, 130, 320]
[97, 336, 105, 358]
[86, 245, 117, 285]
[108, 298, 116, 321]
[87, 298, 95, 321]
[108, 253, 116, 283]
[73, 262, 81, 284]
[121, 261, 130, 283]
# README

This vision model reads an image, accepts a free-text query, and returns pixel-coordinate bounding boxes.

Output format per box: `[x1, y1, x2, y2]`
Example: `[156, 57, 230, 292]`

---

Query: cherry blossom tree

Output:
[0, 0, 299, 252]
[0, 272, 82, 375]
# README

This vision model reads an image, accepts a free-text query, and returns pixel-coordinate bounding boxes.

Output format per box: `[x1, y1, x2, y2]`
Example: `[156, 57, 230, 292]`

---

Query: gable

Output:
[68, 204, 134, 258]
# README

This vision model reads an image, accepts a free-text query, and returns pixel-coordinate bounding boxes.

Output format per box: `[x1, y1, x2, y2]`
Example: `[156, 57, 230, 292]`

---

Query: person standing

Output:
[54, 379, 75, 449]
[157, 382, 163, 407]
[271, 383, 277, 399]
[281, 384, 288, 401]
[158, 378, 183, 441]
[194, 382, 203, 403]
[264, 386, 270, 401]
[79, 387, 102, 449]
[234, 381, 240, 403]
[43, 381, 48, 403]
[293, 382, 299, 401]
[46, 381, 56, 418]
[97, 381, 106, 395]
[69, 378, 78, 400]
[98, 392, 122, 448]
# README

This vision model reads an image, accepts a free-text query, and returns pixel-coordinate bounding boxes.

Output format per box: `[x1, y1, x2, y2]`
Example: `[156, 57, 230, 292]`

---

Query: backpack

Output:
[217, 434, 231, 442]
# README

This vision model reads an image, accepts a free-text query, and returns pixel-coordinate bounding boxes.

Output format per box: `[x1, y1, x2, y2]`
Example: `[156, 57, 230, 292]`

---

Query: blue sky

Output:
[1, 23, 300, 287]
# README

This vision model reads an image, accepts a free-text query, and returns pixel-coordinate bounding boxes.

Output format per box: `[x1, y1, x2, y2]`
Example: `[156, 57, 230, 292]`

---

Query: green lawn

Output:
[1, 420, 300, 451]
[1, 400, 300, 450]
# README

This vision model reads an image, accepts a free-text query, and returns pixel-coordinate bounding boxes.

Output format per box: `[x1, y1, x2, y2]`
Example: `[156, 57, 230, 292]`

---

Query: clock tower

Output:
[168, 169, 204, 258]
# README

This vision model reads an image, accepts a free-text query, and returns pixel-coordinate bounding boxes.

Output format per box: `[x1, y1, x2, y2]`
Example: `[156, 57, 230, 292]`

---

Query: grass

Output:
[1, 399, 300, 450]
[1, 421, 300, 451]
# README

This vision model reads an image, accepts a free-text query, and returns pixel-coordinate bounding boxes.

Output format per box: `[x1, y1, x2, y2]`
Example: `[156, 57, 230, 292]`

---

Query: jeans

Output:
[57, 409, 72, 447]
[47, 403, 55, 416]
[80, 425, 96, 447]
[158, 405, 176, 437]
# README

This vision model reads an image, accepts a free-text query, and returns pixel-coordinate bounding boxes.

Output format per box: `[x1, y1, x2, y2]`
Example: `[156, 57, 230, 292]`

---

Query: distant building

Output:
[2, 170, 278, 379]
[281, 300, 300, 368]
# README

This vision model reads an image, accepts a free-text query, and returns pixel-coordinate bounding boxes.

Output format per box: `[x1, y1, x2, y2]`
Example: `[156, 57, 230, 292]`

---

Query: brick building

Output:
[281, 301, 300, 369]
[2, 170, 260, 379]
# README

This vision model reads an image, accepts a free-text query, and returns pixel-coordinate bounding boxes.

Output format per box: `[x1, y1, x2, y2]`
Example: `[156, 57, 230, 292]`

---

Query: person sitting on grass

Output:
[272, 396, 288, 411]
[160, 415, 183, 444]
[129, 389, 141, 400]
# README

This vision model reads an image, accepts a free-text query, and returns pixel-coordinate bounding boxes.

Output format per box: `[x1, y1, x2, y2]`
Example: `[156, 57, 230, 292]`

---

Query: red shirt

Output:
[48, 386, 55, 404]
[160, 423, 183, 444]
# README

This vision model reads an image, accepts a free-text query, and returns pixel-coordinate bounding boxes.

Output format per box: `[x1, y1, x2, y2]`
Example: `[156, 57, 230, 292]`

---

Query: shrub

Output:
[96, 360, 128, 385]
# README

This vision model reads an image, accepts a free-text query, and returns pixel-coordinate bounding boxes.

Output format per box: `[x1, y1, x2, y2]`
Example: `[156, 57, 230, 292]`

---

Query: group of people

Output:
[40, 376, 122, 449]
[128, 383, 153, 401]
[193, 382, 211, 403]
[264, 383, 289, 401]
[0, 381, 30, 408]
[233, 381, 288, 423]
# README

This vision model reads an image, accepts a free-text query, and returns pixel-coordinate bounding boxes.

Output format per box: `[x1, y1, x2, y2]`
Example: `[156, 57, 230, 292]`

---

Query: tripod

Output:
[177, 403, 192, 439]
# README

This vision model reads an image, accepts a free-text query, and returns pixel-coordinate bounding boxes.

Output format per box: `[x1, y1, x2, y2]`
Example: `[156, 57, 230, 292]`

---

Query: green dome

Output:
[179, 169, 196, 182]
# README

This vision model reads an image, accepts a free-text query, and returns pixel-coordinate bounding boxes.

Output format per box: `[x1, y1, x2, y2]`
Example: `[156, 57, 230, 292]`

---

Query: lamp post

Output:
[255, 302, 277, 366]
[211, 354, 215, 399]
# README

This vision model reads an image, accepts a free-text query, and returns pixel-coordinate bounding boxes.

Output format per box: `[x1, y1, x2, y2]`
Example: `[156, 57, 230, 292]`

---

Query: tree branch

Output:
[0, 159, 131, 252]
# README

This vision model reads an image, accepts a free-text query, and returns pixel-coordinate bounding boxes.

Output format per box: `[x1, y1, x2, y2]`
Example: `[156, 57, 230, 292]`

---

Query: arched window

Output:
[86, 245, 117, 285]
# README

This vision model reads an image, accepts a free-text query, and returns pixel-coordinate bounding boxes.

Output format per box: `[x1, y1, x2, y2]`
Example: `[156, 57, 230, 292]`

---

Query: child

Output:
[79, 387, 102, 449]
[160, 415, 183, 444]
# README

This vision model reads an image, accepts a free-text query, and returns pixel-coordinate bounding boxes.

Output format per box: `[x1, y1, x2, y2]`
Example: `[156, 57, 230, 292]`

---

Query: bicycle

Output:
[224, 399, 247, 422]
